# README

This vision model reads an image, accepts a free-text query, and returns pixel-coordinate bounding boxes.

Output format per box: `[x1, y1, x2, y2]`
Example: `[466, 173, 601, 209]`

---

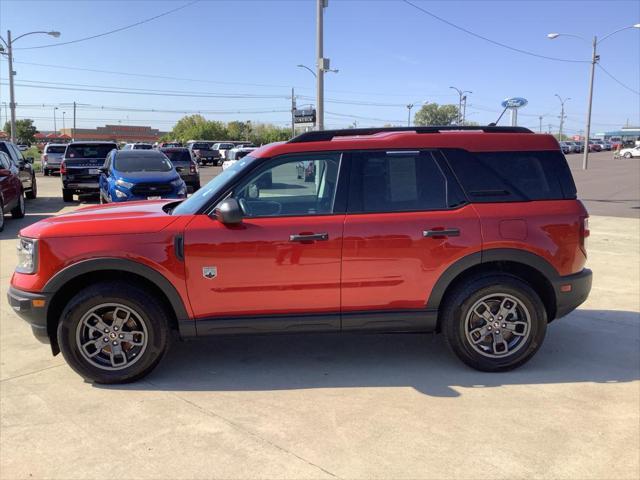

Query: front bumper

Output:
[552, 268, 593, 319]
[7, 286, 52, 343]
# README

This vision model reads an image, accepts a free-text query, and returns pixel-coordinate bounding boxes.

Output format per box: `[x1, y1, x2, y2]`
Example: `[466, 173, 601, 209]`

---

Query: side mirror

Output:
[26, 157, 34, 163]
[213, 198, 243, 225]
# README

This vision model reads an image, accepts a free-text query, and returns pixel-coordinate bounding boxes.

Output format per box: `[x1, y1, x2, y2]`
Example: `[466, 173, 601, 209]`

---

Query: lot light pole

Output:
[547, 24, 640, 169]
[53, 106, 58, 133]
[406, 103, 414, 126]
[554, 94, 570, 140]
[0, 30, 61, 143]
[449, 86, 471, 125]
[62, 111, 66, 131]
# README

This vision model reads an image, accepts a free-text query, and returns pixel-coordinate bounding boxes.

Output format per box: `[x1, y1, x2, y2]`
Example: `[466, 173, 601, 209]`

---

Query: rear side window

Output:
[46, 145, 66, 154]
[162, 149, 192, 164]
[444, 149, 577, 202]
[348, 151, 463, 213]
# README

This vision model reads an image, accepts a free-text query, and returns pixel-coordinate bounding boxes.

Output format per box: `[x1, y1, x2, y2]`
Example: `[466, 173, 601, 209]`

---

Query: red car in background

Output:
[0, 151, 26, 232]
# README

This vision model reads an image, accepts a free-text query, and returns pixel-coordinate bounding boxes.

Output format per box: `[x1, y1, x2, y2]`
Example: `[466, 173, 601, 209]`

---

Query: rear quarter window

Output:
[444, 149, 577, 202]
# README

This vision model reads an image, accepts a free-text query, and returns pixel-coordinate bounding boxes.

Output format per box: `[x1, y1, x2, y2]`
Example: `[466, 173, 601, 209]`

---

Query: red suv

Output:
[8, 127, 592, 383]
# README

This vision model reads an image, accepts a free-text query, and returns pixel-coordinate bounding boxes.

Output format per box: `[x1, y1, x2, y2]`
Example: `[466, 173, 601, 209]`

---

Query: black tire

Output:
[624, 152, 632, 159]
[25, 176, 37, 199]
[441, 274, 547, 372]
[10, 192, 25, 219]
[44, 169, 50, 176]
[62, 189, 74, 202]
[57, 282, 170, 384]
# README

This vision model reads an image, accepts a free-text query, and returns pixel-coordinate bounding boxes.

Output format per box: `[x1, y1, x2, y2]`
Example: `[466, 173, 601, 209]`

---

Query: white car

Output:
[222, 147, 257, 170]
[619, 146, 640, 158]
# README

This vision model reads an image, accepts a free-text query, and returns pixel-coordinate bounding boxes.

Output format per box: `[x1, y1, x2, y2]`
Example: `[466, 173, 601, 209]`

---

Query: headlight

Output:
[16, 237, 38, 274]
[116, 179, 134, 189]
[115, 189, 128, 198]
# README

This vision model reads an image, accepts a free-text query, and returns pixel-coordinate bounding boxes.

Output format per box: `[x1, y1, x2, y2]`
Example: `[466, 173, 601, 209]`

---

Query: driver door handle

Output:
[423, 228, 460, 238]
[289, 233, 329, 242]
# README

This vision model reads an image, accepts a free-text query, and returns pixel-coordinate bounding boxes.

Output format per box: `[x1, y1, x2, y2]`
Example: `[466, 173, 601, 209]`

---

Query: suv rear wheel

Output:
[11, 193, 25, 219]
[441, 275, 547, 372]
[57, 282, 170, 384]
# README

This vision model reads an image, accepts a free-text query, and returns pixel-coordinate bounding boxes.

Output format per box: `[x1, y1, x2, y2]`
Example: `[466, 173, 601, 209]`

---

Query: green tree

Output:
[227, 121, 250, 140]
[248, 123, 290, 145]
[413, 103, 459, 126]
[3, 119, 38, 144]
[169, 115, 227, 142]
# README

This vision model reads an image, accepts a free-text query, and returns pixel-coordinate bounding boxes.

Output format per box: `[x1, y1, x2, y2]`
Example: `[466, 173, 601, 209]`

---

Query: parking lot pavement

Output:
[1, 173, 639, 479]
[565, 150, 640, 218]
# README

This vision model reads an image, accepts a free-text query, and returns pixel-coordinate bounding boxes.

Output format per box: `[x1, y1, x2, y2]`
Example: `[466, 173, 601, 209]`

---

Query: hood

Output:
[20, 200, 181, 239]
[117, 170, 180, 182]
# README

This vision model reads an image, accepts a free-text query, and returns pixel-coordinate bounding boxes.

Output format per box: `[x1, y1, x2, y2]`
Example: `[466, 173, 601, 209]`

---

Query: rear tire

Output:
[62, 189, 74, 202]
[441, 274, 547, 372]
[10, 192, 25, 219]
[624, 152, 632, 159]
[57, 282, 170, 384]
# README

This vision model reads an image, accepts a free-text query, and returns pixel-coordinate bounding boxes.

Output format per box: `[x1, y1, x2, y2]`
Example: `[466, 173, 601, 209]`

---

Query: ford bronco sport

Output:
[8, 126, 592, 384]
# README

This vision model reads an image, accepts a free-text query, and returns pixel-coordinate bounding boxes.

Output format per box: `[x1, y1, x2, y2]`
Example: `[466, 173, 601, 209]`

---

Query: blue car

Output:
[99, 149, 187, 203]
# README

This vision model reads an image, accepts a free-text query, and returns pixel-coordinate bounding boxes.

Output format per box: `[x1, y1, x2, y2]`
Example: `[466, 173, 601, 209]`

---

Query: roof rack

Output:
[288, 126, 533, 144]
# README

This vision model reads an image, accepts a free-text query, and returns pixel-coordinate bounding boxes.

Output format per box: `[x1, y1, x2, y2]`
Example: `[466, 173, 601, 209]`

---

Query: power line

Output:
[597, 64, 640, 96]
[15, 1, 200, 50]
[401, 0, 588, 64]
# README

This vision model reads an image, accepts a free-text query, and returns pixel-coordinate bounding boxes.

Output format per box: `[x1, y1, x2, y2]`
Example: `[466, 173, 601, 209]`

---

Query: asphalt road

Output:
[0, 154, 639, 479]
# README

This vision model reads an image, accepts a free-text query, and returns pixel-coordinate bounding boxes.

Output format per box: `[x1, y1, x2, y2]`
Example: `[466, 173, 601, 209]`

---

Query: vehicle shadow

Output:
[98, 309, 640, 397]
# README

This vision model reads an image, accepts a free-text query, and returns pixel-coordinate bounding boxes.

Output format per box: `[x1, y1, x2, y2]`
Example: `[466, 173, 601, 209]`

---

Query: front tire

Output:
[62, 189, 74, 202]
[25, 176, 37, 199]
[441, 275, 547, 372]
[624, 152, 632, 159]
[11, 192, 25, 219]
[57, 282, 170, 384]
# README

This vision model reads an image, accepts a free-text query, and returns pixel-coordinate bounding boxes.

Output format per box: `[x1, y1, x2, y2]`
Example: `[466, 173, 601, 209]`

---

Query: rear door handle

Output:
[289, 233, 329, 242]
[423, 228, 460, 238]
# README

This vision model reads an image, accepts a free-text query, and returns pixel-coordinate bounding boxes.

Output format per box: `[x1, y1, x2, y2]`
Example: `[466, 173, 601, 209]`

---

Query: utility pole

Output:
[316, 0, 325, 131]
[582, 36, 597, 170]
[291, 87, 296, 138]
[555, 94, 570, 140]
[7, 31, 16, 142]
[62, 111, 66, 131]
[406, 103, 414, 127]
[461, 95, 468, 125]
[53, 106, 58, 133]
[539, 115, 543, 133]
[72, 101, 76, 141]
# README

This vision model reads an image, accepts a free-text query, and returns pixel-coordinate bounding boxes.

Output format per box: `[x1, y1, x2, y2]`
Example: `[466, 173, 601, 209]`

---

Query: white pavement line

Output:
[148, 382, 341, 480]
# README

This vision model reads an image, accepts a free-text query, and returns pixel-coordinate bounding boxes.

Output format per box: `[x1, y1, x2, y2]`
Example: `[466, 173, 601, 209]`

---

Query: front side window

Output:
[234, 153, 341, 218]
[348, 151, 453, 213]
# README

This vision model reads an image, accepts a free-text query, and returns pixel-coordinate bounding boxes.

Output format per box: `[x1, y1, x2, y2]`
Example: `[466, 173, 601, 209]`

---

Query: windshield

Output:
[172, 155, 256, 215]
[132, 144, 153, 150]
[66, 144, 116, 159]
[162, 149, 192, 163]
[115, 155, 173, 172]
[192, 143, 211, 149]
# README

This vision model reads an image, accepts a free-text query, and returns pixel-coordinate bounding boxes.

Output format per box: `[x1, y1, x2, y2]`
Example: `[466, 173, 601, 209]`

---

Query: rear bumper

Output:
[63, 180, 99, 192]
[7, 286, 52, 344]
[552, 268, 593, 319]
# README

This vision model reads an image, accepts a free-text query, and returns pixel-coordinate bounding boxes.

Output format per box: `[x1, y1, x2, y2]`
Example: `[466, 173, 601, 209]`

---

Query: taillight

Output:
[60, 161, 67, 175]
[580, 217, 590, 255]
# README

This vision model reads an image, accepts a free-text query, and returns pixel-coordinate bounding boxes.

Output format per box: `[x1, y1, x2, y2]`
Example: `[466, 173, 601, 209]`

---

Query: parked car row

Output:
[0, 140, 38, 231]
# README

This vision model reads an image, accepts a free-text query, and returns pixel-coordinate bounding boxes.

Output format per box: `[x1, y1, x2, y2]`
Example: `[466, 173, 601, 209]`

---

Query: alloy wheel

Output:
[75, 303, 149, 371]
[464, 293, 531, 358]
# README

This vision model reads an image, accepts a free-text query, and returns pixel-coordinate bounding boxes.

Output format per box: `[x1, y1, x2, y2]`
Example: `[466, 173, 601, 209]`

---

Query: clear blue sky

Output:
[1, 0, 638, 135]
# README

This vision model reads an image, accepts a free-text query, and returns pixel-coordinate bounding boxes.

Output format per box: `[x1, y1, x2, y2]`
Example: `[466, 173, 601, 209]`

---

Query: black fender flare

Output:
[44, 257, 195, 336]
[426, 248, 559, 310]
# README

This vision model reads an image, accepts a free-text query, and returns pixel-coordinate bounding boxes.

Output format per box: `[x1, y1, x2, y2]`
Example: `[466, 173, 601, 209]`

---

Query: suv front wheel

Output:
[57, 282, 170, 383]
[441, 275, 547, 372]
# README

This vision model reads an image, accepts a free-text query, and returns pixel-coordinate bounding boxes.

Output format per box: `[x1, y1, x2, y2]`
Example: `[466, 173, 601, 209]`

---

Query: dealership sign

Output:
[501, 97, 528, 109]
[294, 108, 316, 124]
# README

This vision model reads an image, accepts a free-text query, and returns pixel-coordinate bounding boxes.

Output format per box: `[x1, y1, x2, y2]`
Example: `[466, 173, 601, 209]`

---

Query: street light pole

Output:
[6, 31, 17, 142]
[449, 86, 471, 125]
[316, 0, 324, 131]
[582, 36, 597, 169]
[547, 24, 639, 169]
[53, 106, 58, 133]
[0, 29, 60, 143]
[407, 104, 414, 127]
[62, 111, 66, 131]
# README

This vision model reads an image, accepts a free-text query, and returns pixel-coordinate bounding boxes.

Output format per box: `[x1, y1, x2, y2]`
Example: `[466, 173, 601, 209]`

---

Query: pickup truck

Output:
[61, 141, 117, 202]
[186, 141, 217, 166]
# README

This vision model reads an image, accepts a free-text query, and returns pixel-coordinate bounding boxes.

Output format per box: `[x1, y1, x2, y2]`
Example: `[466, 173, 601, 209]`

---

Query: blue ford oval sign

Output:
[501, 97, 528, 109]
